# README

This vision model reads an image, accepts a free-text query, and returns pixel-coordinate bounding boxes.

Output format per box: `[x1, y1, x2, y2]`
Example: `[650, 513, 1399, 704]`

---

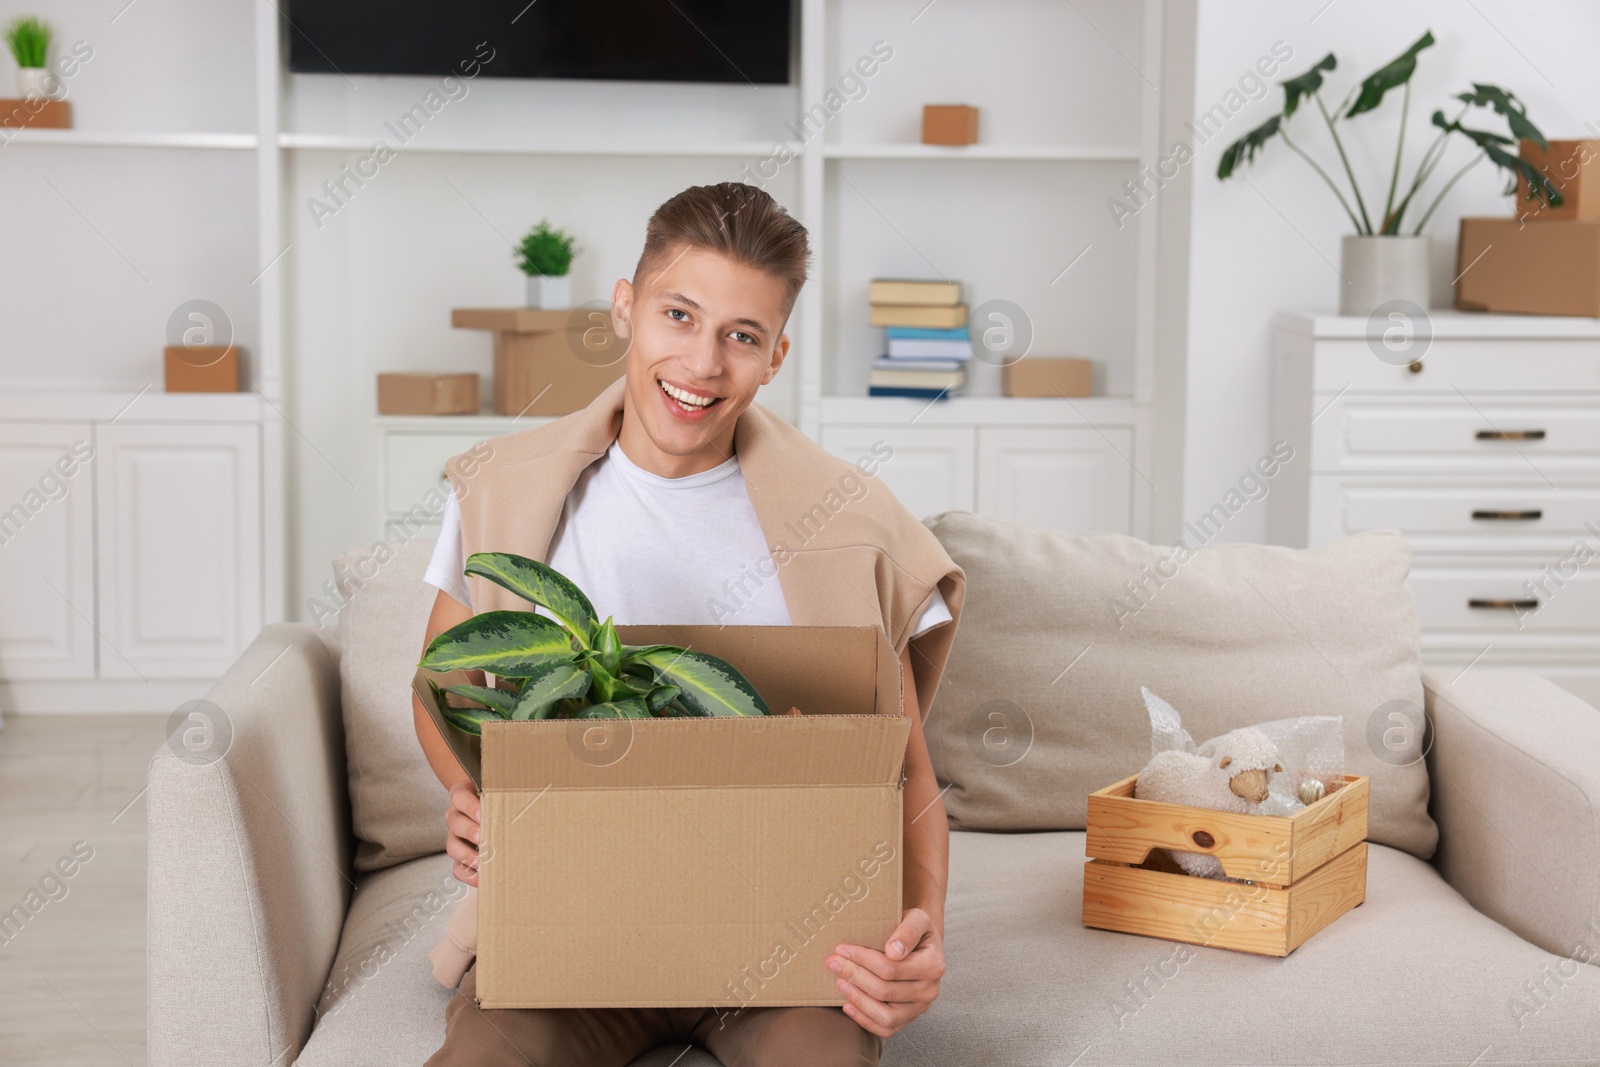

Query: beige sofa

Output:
[147, 515, 1600, 1066]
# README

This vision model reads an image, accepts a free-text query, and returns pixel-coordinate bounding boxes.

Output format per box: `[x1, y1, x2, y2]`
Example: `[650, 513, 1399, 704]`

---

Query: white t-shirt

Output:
[424, 438, 951, 638]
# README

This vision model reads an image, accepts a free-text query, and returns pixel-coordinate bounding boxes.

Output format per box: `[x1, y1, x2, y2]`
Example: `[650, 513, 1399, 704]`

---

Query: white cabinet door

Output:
[0, 423, 96, 678]
[977, 426, 1134, 534]
[818, 426, 975, 521]
[95, 423, 261, 679]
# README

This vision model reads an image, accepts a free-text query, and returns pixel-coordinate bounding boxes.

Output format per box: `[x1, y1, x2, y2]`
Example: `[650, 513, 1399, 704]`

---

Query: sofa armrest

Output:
[147, 623, 352, 1067]
[1424, 667, 1600, 962]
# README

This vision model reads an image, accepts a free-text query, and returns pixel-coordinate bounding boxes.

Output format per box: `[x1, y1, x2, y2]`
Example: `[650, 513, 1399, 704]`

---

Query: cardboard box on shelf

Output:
[164, 345, 240, 392]
[0, 98, 71, 130]
[453, 307, 625, 416]
[377, 372, 479, 415]
[1002, 357, 1093, 398]
[922, 104, 978, 146]
[1517, 139, 1600, 222]
[414, 624, 909, 1010]
[1456, 217, 1600, 317]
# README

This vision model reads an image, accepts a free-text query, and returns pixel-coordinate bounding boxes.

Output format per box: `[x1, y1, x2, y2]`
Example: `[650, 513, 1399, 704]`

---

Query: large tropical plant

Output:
[1217, 30, 1562, 235]
[418, 552, 772, 733]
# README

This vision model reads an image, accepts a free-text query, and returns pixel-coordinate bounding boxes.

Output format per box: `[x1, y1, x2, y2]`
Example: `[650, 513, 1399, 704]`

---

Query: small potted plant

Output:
[1217, 30, 1561, 316]
[418, 552, 777, 727]
[4, 16, 52, 98]
[514, 219, 578, 310]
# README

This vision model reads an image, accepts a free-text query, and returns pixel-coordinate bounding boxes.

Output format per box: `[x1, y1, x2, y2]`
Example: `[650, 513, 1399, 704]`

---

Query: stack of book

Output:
[867, 279, 970, 399]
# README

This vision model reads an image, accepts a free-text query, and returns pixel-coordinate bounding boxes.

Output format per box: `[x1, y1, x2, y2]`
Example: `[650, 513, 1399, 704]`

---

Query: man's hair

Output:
[632, 182, 812, 330]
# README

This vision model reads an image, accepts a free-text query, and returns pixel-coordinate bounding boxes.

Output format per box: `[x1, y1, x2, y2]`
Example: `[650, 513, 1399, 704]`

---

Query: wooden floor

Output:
[0, 713, 168, 1066]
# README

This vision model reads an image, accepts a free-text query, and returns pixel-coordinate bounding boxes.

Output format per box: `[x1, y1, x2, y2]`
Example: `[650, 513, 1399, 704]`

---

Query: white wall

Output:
[1173, 0, 1600, 541]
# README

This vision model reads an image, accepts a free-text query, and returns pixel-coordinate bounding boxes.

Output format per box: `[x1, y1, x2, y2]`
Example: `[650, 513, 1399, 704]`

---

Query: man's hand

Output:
[445, 778, 481, 888]
[826, 907, 944, 1038]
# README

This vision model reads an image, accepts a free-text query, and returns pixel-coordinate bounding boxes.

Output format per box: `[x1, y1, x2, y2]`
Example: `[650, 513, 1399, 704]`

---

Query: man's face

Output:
[613, 244, 790, 475]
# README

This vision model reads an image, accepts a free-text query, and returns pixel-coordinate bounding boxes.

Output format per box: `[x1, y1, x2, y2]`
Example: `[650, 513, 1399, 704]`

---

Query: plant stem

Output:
[1381, 81, 1411, 234]
[1388, 102, 1469, 232]
[1316, 91, 1374, 234]
[1413, 151, 1485, 234]
[1279, 124, 1365, 234]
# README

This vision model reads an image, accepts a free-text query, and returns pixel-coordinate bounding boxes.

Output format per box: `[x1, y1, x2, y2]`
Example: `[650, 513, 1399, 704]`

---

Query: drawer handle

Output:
[1475, 429, 1546, 441]
[1470, 509, 1544, 521]
[1467, 598, 1539, 611]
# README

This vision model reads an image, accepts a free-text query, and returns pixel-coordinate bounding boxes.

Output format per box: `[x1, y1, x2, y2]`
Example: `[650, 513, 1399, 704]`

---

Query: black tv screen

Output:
[286, 1, 794, 85]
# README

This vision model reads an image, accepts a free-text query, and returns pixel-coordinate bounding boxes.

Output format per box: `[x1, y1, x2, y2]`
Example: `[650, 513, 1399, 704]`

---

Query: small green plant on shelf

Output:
[4, 16, 51, 68]
[1216, 30, 1562, 235]
[418, 552, 773, 732]
[514, 219, 578, 277]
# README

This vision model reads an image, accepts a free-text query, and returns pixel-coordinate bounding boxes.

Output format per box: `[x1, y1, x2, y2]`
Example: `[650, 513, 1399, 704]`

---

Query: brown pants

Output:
[424, 962, 883, 1067]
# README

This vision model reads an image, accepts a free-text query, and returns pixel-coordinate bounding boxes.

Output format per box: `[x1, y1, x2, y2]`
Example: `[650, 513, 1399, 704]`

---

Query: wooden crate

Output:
[1082, 773, 1369, 956]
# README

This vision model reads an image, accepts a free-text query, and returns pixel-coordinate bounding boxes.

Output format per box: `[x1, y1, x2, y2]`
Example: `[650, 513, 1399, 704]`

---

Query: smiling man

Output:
[415, 182, 965, 1067]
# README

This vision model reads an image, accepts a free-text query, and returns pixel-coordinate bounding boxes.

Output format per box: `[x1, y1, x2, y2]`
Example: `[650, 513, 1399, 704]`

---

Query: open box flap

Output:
[413, 668, 484, 789]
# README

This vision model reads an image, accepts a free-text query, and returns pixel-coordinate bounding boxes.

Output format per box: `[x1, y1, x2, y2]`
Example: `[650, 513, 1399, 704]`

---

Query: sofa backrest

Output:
[921, 512, 1438, 861]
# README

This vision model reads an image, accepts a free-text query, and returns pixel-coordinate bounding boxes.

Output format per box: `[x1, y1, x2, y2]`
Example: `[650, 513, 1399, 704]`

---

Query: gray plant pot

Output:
[1339, 235, 1429, 316]
[524, 274, 572, 310]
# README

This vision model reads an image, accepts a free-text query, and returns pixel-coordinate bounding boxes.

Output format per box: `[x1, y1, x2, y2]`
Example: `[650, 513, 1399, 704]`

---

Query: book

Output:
[884, 326, 969, 341]
[869, 279, 962, 306]
[886, 338, 972, 360]
[870, 303, 968, 329]
[868, 385, 959, 399]
[871, 356, 965, 372]
[869, 368, 965, 389]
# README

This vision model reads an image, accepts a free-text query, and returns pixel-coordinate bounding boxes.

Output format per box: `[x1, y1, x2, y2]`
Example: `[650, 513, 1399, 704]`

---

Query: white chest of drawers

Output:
[1269, 311, 1600, 707]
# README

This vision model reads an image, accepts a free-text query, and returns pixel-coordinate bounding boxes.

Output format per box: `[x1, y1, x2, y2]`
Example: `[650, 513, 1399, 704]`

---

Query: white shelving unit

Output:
[797, 0, 1162, 537]
[3, 0, 1170, 703]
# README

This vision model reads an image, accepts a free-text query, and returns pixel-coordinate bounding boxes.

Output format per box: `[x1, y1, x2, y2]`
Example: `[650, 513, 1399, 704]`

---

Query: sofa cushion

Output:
[883, 831, 1600, 1066]
[334, 536, 452, 872]
[295, 853, 721, 1066]
[922, 512, 1437, 860]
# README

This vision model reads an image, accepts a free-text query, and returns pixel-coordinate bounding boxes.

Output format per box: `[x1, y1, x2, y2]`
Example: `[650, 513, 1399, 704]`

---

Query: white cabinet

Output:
[376, 416, 557, 536]
[818, 425, 975, 519]
[817, 401, 1144, 534]
[0, 393, 266, 708]
[0, 423, 96, 678]
[1270, 311, 1600, 707]
[95, 423, 262, 680]
[977, 426, 1133, 535]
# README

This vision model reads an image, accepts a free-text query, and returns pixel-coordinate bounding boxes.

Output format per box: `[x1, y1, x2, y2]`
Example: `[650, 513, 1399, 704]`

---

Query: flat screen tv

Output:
[285, 1, 794, 85]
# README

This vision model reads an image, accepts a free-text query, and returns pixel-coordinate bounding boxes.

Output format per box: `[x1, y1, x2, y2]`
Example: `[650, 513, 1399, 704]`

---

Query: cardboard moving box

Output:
[452, 307, 625, 416]
[414, 624, 909, 1010]
[1517, 139, 1600, 221]
[1002, 357, 1093, 398]
[1456, 217, 1600, 316]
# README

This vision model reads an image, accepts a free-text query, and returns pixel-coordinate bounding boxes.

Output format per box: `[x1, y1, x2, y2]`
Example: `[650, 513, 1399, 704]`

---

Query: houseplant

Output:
[1217, 30, 1561, 316]
[418, 551, 772, 731]
[4, 16, 51, 97]
[514, 219, 578, 310]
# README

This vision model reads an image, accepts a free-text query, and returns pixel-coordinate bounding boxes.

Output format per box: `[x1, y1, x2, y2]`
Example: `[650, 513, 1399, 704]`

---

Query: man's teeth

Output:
[660, 381, 717, 408]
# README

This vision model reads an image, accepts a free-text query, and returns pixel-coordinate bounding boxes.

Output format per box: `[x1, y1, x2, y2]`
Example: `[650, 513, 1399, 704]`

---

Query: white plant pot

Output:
[15, 67, 54, 99]
[524, 274, 571, 310]
[1339, 235, 1430, 317]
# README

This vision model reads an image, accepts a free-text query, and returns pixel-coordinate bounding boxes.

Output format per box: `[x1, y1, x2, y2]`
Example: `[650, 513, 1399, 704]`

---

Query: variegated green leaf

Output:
[464, 552, 597, 641]
[577, 697, 650, 719]
[594, 616, 622, 675]
[442, 684, 517, 717]
[645, 684, 682, 713]
[419, 609, 576, 677]
[511, 661, 593, 720]
[441, 703, 501, 736]
[625, 646, 770, 717]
